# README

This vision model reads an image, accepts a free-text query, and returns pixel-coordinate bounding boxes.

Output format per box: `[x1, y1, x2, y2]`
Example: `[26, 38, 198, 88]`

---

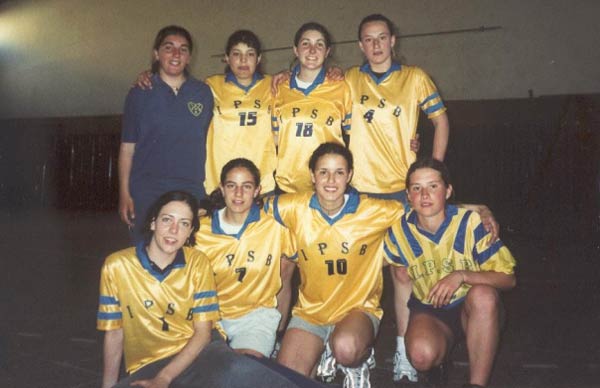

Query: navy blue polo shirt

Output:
[122, 74, 213, 200]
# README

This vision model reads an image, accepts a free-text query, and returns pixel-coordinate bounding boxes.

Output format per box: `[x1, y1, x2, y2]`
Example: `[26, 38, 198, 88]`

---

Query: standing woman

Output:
[384, 158, 516, 388]
[272, 23, 352, 193]
[119, 25, 213, 243]
[195, 158, 296, 358]
[269, 142, 406, 388]
[204, 31, 277, 195]
[346, 14, 450, 382]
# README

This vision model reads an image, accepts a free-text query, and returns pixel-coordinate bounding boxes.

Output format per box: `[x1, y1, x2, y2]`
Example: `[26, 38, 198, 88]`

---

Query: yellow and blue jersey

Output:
[194, 204, 296, 319]
[205, 72, 276, 194]
[384, 205, 516, 308]
[97, 245, 219, 373]
[345, 63, 446, 194]
[266, 189, 404, 325]
[272, 66, 352, 193]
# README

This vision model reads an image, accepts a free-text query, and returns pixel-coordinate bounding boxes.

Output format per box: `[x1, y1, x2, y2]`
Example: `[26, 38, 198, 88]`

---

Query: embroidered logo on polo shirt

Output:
[188, 102, 204, 117]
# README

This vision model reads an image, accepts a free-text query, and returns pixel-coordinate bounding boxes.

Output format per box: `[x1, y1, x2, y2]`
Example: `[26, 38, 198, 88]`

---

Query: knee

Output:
[465, 285, 500, 316]
[406, 337, 442, 371]
[331, 332, 364, 366]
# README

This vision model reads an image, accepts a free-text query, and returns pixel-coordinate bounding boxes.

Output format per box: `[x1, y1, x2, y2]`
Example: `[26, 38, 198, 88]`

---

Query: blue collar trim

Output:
[290, 65, 326, 95]
[136, 242, 186, 282]
[210, 203, 261, 239]
[359, 61, 401, 84]
[309, 188, 360, 225]
[225, 71, 264, 92]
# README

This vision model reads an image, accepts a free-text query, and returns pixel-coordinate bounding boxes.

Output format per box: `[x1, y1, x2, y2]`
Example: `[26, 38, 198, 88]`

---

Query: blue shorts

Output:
[408, 298, 464, 340]
[287, 312, 380, 342]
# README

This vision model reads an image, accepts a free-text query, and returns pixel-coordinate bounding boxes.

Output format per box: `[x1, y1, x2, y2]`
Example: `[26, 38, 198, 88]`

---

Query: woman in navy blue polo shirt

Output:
[118, 25, 213, 243]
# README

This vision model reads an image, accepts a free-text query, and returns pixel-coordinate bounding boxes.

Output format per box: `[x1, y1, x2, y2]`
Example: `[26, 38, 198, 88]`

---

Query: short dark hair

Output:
[358, 14, 397, 40]
[294, 22, 332, 48]
[142, 190, 200, 246]
[151, 25, 193, 74]
[226, 30, 262, 56]
[224, 30, 263, 75]
[308, 142, 353, 172]
[406, 157, 452, 188]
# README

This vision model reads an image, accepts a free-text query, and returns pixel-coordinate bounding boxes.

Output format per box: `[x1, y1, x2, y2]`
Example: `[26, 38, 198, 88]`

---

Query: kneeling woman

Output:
[268, 142, 406, 387]
[195, 158, 296, 358]
[98, 191, 220, 388]
[384, 158, 516, 388]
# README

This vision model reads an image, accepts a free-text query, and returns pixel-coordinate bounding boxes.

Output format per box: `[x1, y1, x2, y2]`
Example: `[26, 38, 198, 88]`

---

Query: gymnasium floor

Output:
[1, 209, 598, 387]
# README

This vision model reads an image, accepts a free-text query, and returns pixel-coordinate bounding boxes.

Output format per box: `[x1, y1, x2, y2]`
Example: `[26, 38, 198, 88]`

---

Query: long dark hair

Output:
[151, 25, 193, 74]
[142, 190, 200, 246]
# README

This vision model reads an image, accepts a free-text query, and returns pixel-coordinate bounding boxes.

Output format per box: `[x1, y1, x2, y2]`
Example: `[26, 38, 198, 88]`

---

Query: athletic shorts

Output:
[218, 307, 281, 357]
[408, 298, 464, 340]
[287, 311, 380, 342]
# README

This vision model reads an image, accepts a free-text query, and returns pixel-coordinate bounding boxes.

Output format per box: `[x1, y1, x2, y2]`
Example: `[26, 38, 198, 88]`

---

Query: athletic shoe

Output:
[366, 348, 376, 370]
[340, 362, 371, 388]
[316, 342, 337, 383]
[270, 340, 281, 359]
[393, 349, 418, 383]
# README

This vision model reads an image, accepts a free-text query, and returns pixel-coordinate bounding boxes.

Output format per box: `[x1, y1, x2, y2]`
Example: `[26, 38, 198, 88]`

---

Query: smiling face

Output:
[220, 166, 260, 220]
[407, 167, 453, 223]
[225, 42, 260, 85]
[311, 153, 353, 207]
[359, 20, 396, 72]
[293, 29, 330, 73]
[154, 34, 191, 79]
[149, 200, 194, 259]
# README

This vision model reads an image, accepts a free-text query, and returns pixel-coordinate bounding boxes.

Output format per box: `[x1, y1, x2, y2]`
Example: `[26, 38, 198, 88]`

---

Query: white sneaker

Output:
[393, 349, 418, 382]
[340, 362, 371, 388]
[316, 342, 337, 383]
[366, 348, 376, 370]
[270, 340, 281, 359]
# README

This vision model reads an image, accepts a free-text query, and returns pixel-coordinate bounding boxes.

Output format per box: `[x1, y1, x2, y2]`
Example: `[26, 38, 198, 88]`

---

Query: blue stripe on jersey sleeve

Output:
[423, 102, 444, 115]
[192, 303, 219, 313]
[453, 211, 472, 254]
[419, 92, 440, 107]
[97, 311, 122, 320]
[402, 217, 423, 257]
[473, 223, 487, 244]
[287, 252, 298, 261]
[272, 196, 286, 227]
[194, 290, 217, 300]
[99, 295, 120, 305]
[342, 124, 351, 132]
[474, 240, 504, 265]
[271, 116, 279, 131]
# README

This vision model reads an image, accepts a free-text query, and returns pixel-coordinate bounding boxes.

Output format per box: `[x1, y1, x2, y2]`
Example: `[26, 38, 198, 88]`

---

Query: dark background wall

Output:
[2, 94, 598, 241]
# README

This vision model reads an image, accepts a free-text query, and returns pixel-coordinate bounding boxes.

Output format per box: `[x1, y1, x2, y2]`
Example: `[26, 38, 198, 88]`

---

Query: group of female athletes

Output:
[99, 13, 516, 388]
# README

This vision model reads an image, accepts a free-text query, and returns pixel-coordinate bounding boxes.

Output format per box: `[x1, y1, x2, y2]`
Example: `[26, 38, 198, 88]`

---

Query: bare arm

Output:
[118, 142, 136, 227]
[276, 256, 296, 332]
[102, 328, 124, 388]
[428, 270, 516, 308]
[431, 112, 449, 161]
[131, 320, 213, 388]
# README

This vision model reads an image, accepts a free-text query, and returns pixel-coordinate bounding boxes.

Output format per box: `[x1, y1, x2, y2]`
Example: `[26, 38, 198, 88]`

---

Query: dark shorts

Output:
[408, 298, 464, 340]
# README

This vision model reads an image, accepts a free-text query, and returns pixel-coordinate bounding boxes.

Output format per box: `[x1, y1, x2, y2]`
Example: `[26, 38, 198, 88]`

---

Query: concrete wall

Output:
[1, 0, 598, 118]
